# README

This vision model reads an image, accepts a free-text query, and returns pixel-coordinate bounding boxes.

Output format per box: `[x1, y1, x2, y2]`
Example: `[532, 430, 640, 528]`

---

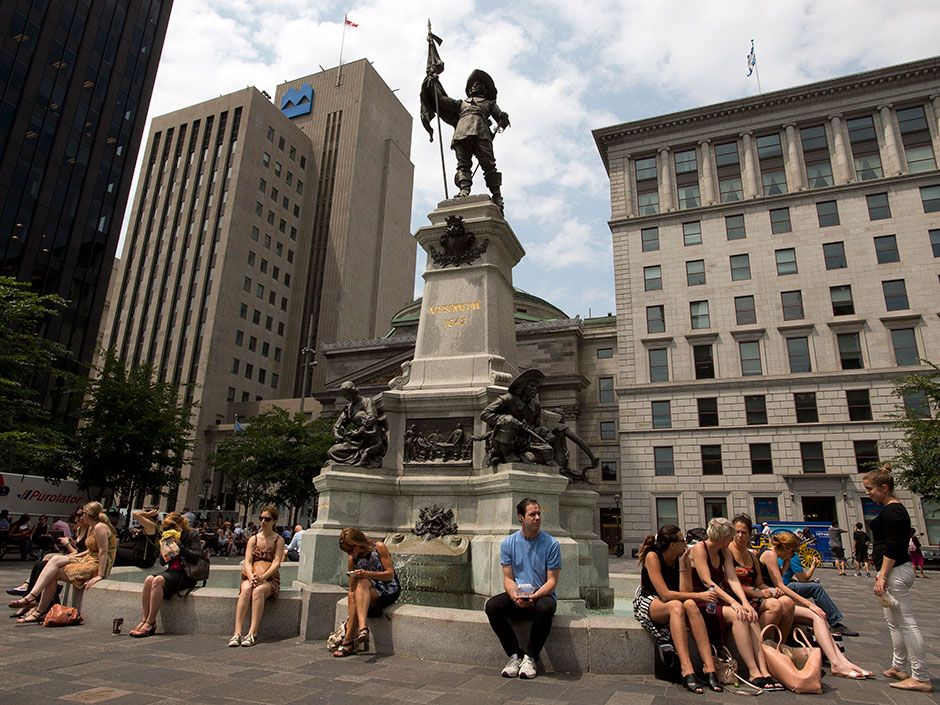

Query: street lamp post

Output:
[201, 477, 212, 511]
[298, 313, 317, 415]
[613, 492, 623, 557]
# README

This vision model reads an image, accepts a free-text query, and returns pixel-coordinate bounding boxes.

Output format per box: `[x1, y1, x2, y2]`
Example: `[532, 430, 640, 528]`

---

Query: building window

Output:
[754, 497, 781, 522]
[897, 105, 937, 173]
[715, 141, 743, 202]
[693, 344, 715, 379]
[837, 332, 864, 370]
[781, 290, 804, 320]
[730, 254, 751, 281]
[654, 447, 674, 476]
[266, 126, 274, 141]
[757, 133, 787, 195]
[597, 347, 614, 359]
[239, 303, 248, 319]
[866, 193, 891, 220]
[775, 248, 797, 275]
[243, 276, 251, 292]
[930, 229, 940, 257]
[227, 387, 236, 403]
[251, 226, 260, 241]
[697, 398, 719, 427]
[762, 170, 788, 195]
[816, 200, 840, 227]
[248, 336, 257, 352]
[739, 340, 762, 376]
[745, 395, 768, 425]
[638, 191, 660, 216]
[258, 177, 266, 193]
[725, 214, 746, 240]
[801, 125, 833, 188]
[683, 221, 702, 246]
[794, 392, 819, 423]
[641, 226, 659, 252]
[636, 156, 659, 215]
[234, 330, 244, 346]
[769, 207, 792, 234]
[690, 300, 710, 329]
[231, 358, 240, 374]
[847, 389, 873, 421]
[644, 265, 662, 291]
[244, 363, 253, 379]
[701, 445, 723, 475]
[601, 462, 617, 481]
[734, 295, 756, 325]
[800, 442, 826, 473]
[882, 279, 909, 310]
[678, 184, 701, 210]
[823, 241, 847, 270]
[704, 497, 728, 521]
[719, 177, 743, 203]
[902, 390, 930, 418]
[599, 421, 616, 440]
[750, 444, 773, 474]
[891, 328, 919, 366]
[646, 305, 665, 333]
[686, 259, 706, 286]
[847, 115, 883, 180]
[874, 235, 900, 264]
[599, 376, 615, 403]
[649, 348, 669, 382]
[921, 185, 940, 213]
[652, 400, 671, 429]
[830, 285, 855, 315]
[853, 441, 880, 472]
[635, 155, 657, 180]
[655, 497, 679, 528]
[786, 337, 812, 373]
[675, 149, 700, 209]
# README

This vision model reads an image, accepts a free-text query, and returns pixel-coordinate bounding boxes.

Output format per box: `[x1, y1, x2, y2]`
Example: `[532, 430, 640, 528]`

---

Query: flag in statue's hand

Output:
[420, 26, 446, 141]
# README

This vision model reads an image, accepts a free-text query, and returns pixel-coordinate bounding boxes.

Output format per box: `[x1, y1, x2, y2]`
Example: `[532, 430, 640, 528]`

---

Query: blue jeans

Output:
[787, 581, 844, 626]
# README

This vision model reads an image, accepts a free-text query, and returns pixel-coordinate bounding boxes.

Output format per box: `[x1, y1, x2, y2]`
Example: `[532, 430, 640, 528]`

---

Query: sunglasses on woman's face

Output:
[260, 516, 273, 522]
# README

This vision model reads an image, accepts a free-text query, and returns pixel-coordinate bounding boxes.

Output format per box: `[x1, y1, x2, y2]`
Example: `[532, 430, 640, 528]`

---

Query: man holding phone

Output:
[484, 497, 561, 680]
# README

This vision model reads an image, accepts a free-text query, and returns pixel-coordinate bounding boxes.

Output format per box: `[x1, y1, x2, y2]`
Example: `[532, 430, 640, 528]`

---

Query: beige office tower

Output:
[101, 60, 414, 510]
[593, 57, 940, 548]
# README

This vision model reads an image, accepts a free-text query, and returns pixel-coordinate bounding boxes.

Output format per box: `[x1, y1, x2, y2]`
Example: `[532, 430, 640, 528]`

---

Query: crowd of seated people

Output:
[636, 516, 875, 694]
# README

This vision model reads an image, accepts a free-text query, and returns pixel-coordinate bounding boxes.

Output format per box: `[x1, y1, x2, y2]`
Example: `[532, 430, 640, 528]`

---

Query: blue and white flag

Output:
[746, 40, 757, 77]
[234, 418, 245, 433]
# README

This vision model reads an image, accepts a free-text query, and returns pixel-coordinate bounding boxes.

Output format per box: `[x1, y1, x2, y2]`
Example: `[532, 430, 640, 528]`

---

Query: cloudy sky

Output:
[132, 0, 940, 319]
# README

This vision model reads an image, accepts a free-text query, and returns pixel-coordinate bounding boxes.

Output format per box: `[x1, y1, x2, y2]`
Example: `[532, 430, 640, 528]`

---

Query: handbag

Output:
[42, 604, 83, 627]
[711, 644, 739, 686]
[774, 627, 813, 669]
[760, 624, 822, 693]
[326, 621, 347, 651]
[653, 642, 682, 683]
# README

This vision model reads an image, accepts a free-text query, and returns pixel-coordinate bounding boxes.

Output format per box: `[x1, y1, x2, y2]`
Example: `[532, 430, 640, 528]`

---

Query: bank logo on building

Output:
[281, 83, 314, 118]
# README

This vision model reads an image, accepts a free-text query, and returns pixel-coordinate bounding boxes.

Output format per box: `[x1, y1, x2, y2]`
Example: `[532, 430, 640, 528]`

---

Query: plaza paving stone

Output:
[0, 560, 936, 704]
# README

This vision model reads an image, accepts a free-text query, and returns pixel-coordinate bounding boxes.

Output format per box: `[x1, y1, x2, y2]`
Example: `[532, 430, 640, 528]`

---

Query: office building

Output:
[594, 56, 940, 547]
[0, 1, 173, 411]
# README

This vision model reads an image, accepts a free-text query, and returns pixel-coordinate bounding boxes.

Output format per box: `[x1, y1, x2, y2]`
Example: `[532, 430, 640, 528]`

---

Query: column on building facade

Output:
[658, 146, 675, 212]
[698, 139, 716, 205]
[739, 131, 759, 198]
[783, 123, 806, 191]
[828, 113, 853, 184]
[926, 95, 940, 165]
[878, 104, 904, 176]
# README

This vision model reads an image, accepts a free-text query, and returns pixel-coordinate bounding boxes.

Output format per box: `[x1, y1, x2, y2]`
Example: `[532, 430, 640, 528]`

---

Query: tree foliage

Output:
[211, 408, 332, 524]
[76, 348, 195, 514]
[0, 276, 75, 479]
[890, 362, 940, 502]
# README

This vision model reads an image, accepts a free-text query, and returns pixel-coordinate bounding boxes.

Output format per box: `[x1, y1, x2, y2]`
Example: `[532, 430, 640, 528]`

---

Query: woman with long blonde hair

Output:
[9, 501, 116, 623]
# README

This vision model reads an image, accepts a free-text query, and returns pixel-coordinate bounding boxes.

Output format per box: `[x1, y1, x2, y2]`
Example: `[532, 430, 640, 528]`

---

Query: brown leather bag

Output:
[42, 604, 83, 627]
[760, 624, 822, 693]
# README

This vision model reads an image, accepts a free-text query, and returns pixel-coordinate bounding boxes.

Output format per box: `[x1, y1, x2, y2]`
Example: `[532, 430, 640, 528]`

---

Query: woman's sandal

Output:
[682, 674, 704, 694]
[129, 621, 155, 638]
[15, 606, 45, 624]
[332, 641, 356, 657]
[704, 672, 725, 692]
[355, 626, 370, 652]
[8, 593, 37, 609]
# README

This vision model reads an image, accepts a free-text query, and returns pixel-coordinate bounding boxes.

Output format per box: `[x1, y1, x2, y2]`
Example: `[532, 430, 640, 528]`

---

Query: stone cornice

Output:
[593, 57, 940, 170]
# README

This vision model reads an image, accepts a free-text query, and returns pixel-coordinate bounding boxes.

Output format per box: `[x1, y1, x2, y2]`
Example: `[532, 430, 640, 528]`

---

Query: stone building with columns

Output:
[593, 56, 940, 549]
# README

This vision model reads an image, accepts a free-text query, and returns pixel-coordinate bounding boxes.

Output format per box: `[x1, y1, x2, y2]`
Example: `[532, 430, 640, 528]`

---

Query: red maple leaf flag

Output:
[344, 15, 358, 28]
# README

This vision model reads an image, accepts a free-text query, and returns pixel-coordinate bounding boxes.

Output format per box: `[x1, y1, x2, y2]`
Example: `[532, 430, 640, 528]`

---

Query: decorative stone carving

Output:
[427, 215, 489, 268]
[412, 504, 459, 539]
[327, 382, 388, 468]
[403, 418, 473, 463]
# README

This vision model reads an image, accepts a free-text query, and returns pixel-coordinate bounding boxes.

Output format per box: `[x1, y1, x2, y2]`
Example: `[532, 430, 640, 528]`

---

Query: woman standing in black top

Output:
[863, 465, 932, 692]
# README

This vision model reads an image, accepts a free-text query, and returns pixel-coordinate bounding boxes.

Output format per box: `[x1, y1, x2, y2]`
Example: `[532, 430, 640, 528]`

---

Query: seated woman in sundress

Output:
[229, 505, 284, 647]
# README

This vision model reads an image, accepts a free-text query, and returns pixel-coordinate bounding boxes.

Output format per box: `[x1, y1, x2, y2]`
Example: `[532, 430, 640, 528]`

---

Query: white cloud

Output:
[126, 0, 940, 321]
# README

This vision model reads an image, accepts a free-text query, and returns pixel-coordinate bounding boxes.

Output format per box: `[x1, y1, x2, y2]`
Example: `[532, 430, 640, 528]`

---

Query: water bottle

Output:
[705, 585, 717, 614]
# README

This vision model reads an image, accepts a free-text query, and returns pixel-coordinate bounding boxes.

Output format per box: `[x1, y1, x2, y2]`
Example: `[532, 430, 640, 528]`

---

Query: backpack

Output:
[182, 530, 211, 585]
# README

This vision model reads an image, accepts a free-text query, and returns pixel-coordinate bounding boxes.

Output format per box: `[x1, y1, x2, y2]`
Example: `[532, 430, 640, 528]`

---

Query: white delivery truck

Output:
[0, 473, 91, 519]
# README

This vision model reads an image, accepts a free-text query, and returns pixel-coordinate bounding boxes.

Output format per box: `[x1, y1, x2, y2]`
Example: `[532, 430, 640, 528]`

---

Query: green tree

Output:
[0, 276, 75, 479]
[76, 348, 195, 520]
[212, 408, 331, 525]
[890, 362, 940, 502]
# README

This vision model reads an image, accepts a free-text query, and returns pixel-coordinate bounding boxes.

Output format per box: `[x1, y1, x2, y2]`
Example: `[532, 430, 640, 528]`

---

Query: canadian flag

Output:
[344, 15, 358, 28]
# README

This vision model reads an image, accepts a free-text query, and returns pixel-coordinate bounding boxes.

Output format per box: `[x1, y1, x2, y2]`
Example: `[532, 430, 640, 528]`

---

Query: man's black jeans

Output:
[484, 592, 556, 659]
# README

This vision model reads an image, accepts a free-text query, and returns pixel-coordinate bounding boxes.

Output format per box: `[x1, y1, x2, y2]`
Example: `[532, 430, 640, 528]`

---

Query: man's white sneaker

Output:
[501, 654, 522, 678]
[519, 655, 537, 679]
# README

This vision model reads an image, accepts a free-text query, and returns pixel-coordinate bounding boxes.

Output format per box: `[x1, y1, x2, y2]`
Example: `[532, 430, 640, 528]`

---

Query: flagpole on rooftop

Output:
[337, 12, 348, 87]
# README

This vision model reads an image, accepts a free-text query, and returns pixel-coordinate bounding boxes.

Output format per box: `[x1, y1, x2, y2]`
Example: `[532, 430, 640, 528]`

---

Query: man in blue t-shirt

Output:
[484, 497, 561, 680]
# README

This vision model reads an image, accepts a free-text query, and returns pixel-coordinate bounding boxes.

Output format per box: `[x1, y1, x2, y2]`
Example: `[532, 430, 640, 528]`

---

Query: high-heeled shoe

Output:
[333, 641, 356, 657]
[355, 626, 370, 652]
[681, 674, 704, 694]
[8, 593, 37, 609]
[704, 672, 724, 692]
[129, 620, 155, 638]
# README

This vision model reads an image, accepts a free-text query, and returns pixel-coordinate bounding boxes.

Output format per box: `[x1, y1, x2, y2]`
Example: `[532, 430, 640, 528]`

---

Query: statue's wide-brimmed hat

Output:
[466, 69, 497, 100]
[508, 368, 545, 395]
